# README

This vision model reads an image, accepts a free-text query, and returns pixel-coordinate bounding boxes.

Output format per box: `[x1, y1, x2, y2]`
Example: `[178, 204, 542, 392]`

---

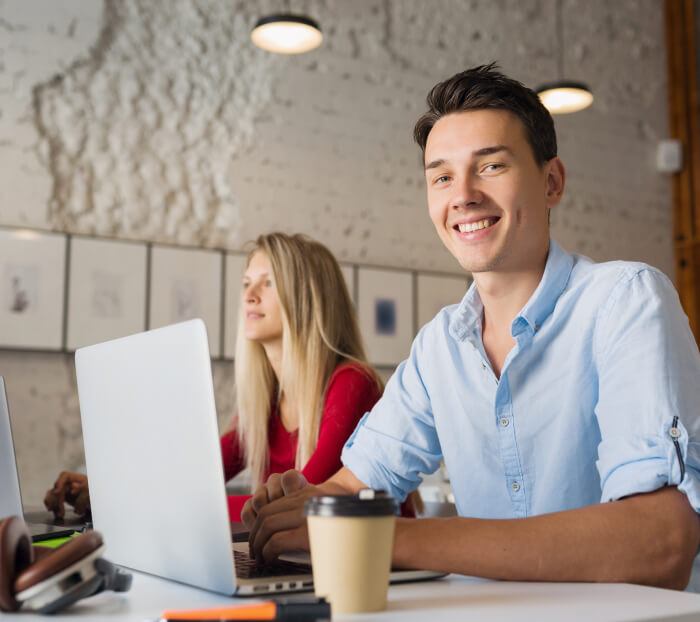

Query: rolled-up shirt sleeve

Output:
[594, 267, 700, 511]
[341, 327, 443, 501]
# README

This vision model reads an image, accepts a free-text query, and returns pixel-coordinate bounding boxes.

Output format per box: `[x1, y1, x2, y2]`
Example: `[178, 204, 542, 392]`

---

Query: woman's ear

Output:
[545, 157, 566, 209]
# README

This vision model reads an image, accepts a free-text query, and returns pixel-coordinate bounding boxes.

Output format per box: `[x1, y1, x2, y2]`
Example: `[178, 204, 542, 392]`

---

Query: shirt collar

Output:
[516, 239, 573, 336]
[449, 280, 482, 342]
[448, 239, 574, 341]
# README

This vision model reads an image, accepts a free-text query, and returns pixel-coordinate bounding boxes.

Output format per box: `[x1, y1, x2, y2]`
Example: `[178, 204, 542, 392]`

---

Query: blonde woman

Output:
[46, 233, 417, 520]
[221, 232, 384, 519]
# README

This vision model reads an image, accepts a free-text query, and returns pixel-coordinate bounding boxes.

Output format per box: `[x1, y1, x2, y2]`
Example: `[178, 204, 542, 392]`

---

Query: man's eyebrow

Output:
[473, 144, 511, 157]
[425, 158, 446, 171]
[424, 145, 513, 170]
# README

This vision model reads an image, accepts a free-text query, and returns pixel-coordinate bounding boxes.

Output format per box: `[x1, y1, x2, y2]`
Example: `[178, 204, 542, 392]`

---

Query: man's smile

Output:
[454, 217, 500, 233]
[450, 216, 501, 241]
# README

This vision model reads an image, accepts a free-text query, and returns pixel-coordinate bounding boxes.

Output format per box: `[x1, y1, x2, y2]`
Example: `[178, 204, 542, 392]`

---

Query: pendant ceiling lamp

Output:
[536, 0, 593, 114]
[251, 14, 323, 54]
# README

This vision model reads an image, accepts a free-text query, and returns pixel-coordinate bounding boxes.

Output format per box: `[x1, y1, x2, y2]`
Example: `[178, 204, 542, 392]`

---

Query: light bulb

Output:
[537, 82, 594, 114]
[251, 15, 323, 54]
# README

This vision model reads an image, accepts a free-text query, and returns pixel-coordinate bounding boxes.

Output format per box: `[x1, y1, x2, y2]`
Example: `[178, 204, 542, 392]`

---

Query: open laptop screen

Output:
[0, 377, 77, 540]
[76, 320, 237, 594]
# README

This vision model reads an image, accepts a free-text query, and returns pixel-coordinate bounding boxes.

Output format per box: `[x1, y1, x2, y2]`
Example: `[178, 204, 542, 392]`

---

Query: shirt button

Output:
[499, 417, 509, 427]
[481, 362, 486, 371]
[511, 481, 520, 492]
[670, 427, 681, 439]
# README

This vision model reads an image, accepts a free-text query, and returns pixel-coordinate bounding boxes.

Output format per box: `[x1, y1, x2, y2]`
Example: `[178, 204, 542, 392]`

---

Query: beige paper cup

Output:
[304, 490, 397, 615]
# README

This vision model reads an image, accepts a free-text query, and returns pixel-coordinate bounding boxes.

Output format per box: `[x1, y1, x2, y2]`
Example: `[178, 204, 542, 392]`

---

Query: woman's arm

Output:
[300, 364, 380, 484]
[220, 427, 245, 482]
[221, 426, 254, 521]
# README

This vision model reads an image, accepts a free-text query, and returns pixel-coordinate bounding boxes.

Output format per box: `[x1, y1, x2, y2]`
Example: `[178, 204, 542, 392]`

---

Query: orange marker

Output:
[159, 598, 330, 621]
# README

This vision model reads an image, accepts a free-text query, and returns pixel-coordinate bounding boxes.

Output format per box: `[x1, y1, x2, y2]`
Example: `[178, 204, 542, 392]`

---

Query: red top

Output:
[220, 363, 381, 520]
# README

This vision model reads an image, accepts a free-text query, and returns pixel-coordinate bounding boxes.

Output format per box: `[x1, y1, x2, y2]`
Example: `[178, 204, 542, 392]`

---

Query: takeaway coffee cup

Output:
[304, 490, 398, 615]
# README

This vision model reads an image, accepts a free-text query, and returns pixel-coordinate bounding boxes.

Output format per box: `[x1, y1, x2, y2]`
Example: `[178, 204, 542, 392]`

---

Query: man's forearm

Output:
[320, 466, 367, 495]
[393, 487, 700, 590]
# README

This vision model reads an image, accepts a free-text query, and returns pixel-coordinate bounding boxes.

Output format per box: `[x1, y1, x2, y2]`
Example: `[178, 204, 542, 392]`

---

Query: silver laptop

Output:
[0, 377, 79, 541]
[75, 319, 442, 596]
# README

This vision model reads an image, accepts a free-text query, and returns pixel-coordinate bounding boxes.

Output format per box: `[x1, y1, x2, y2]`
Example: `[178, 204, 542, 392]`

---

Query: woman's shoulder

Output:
[323, 361, 382, 416]
[328, 361, 377, 385]
[327, 361, 381, 399]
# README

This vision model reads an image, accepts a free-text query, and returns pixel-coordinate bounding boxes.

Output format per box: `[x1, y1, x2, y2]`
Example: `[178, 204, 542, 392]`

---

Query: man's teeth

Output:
[458, 218, 496, 233]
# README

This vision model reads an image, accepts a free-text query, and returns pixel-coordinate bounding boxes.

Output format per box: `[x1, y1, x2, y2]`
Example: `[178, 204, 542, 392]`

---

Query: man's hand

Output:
[43, 471, 90, 519]
[241, 467, 368, 563]
[241, 469, 309, 528]
[242, 469, 322, 562]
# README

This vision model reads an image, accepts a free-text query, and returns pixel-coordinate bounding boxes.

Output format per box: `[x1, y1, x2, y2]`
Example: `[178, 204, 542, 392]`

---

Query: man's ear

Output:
[544, 157, 566, 209]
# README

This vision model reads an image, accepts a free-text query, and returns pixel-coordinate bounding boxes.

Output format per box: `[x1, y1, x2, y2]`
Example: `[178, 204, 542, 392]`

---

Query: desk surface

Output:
[7, 570, 700, 621]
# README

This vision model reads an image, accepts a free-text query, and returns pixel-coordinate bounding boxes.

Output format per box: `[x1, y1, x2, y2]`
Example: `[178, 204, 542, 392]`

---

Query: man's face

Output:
[424, 109, 562, 275]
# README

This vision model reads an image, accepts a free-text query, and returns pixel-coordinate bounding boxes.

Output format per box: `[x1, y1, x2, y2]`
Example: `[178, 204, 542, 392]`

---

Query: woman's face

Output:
[241, 251, 284, 346]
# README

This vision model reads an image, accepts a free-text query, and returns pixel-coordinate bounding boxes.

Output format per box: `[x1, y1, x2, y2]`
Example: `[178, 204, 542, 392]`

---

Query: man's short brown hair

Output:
[413, 63, 557, 166]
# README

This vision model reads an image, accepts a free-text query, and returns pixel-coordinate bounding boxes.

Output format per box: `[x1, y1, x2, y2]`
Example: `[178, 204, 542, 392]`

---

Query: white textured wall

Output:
[0, 0, 672, 503]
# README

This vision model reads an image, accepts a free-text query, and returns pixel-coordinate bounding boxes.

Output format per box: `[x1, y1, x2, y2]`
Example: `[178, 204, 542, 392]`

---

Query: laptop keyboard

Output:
[233, 549, 311, 579]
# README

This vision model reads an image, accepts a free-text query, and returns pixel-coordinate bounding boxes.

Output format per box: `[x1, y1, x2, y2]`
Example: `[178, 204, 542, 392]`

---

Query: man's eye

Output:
[265, 280, 273, 287]
[435, 175, 450, 184]
[483, 163, 503, 173]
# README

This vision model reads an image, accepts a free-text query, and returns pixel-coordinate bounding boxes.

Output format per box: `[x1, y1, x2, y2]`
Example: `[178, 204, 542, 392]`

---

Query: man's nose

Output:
[450, 175, 483, 209]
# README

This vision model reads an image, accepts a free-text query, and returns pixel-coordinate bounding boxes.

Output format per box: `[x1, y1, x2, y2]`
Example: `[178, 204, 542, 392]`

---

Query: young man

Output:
[242, 64, 700, 590]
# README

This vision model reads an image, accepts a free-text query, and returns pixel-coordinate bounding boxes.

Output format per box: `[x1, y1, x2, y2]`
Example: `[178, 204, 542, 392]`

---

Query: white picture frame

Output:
[149, 245, 223, 358]
[0, 228, 66, 350]
[357, 266, 414, 367]
[223, 252, 247, 359]
[416, 273, 471, 330]
[66, 237, 147, 350]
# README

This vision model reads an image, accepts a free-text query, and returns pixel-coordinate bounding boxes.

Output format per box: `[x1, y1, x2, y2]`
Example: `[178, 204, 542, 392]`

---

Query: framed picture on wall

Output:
[66, 236, 148, 350]
[0, 228, 66, 350]
[340, 263, 356, 305]
[149, 245, 223, 358]
[223, 252, 247, 360]
[416, 272, 471, 330]
[357, 266, 414, 367]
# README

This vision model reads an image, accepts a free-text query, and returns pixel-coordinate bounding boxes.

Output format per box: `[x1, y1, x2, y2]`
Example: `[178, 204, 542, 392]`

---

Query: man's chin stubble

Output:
[459, 252, 507, 275]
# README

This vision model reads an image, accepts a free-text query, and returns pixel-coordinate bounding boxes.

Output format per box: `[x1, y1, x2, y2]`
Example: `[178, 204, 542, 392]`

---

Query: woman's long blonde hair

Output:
[234, 232, 380, 489]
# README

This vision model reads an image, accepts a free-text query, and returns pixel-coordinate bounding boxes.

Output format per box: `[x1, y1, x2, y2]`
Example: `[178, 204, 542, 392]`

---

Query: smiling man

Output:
[242, 64, 700, 590]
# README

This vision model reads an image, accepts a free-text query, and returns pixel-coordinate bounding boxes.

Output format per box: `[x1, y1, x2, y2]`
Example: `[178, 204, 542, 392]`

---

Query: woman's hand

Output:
[44, 471, 90, 519]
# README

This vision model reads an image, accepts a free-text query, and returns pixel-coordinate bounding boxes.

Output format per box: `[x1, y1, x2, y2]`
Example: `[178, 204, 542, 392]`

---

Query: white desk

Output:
[7, 571, 700, 621]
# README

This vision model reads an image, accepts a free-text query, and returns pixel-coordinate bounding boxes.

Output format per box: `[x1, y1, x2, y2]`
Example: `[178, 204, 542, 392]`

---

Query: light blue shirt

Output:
[342, 239, 700, 590]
